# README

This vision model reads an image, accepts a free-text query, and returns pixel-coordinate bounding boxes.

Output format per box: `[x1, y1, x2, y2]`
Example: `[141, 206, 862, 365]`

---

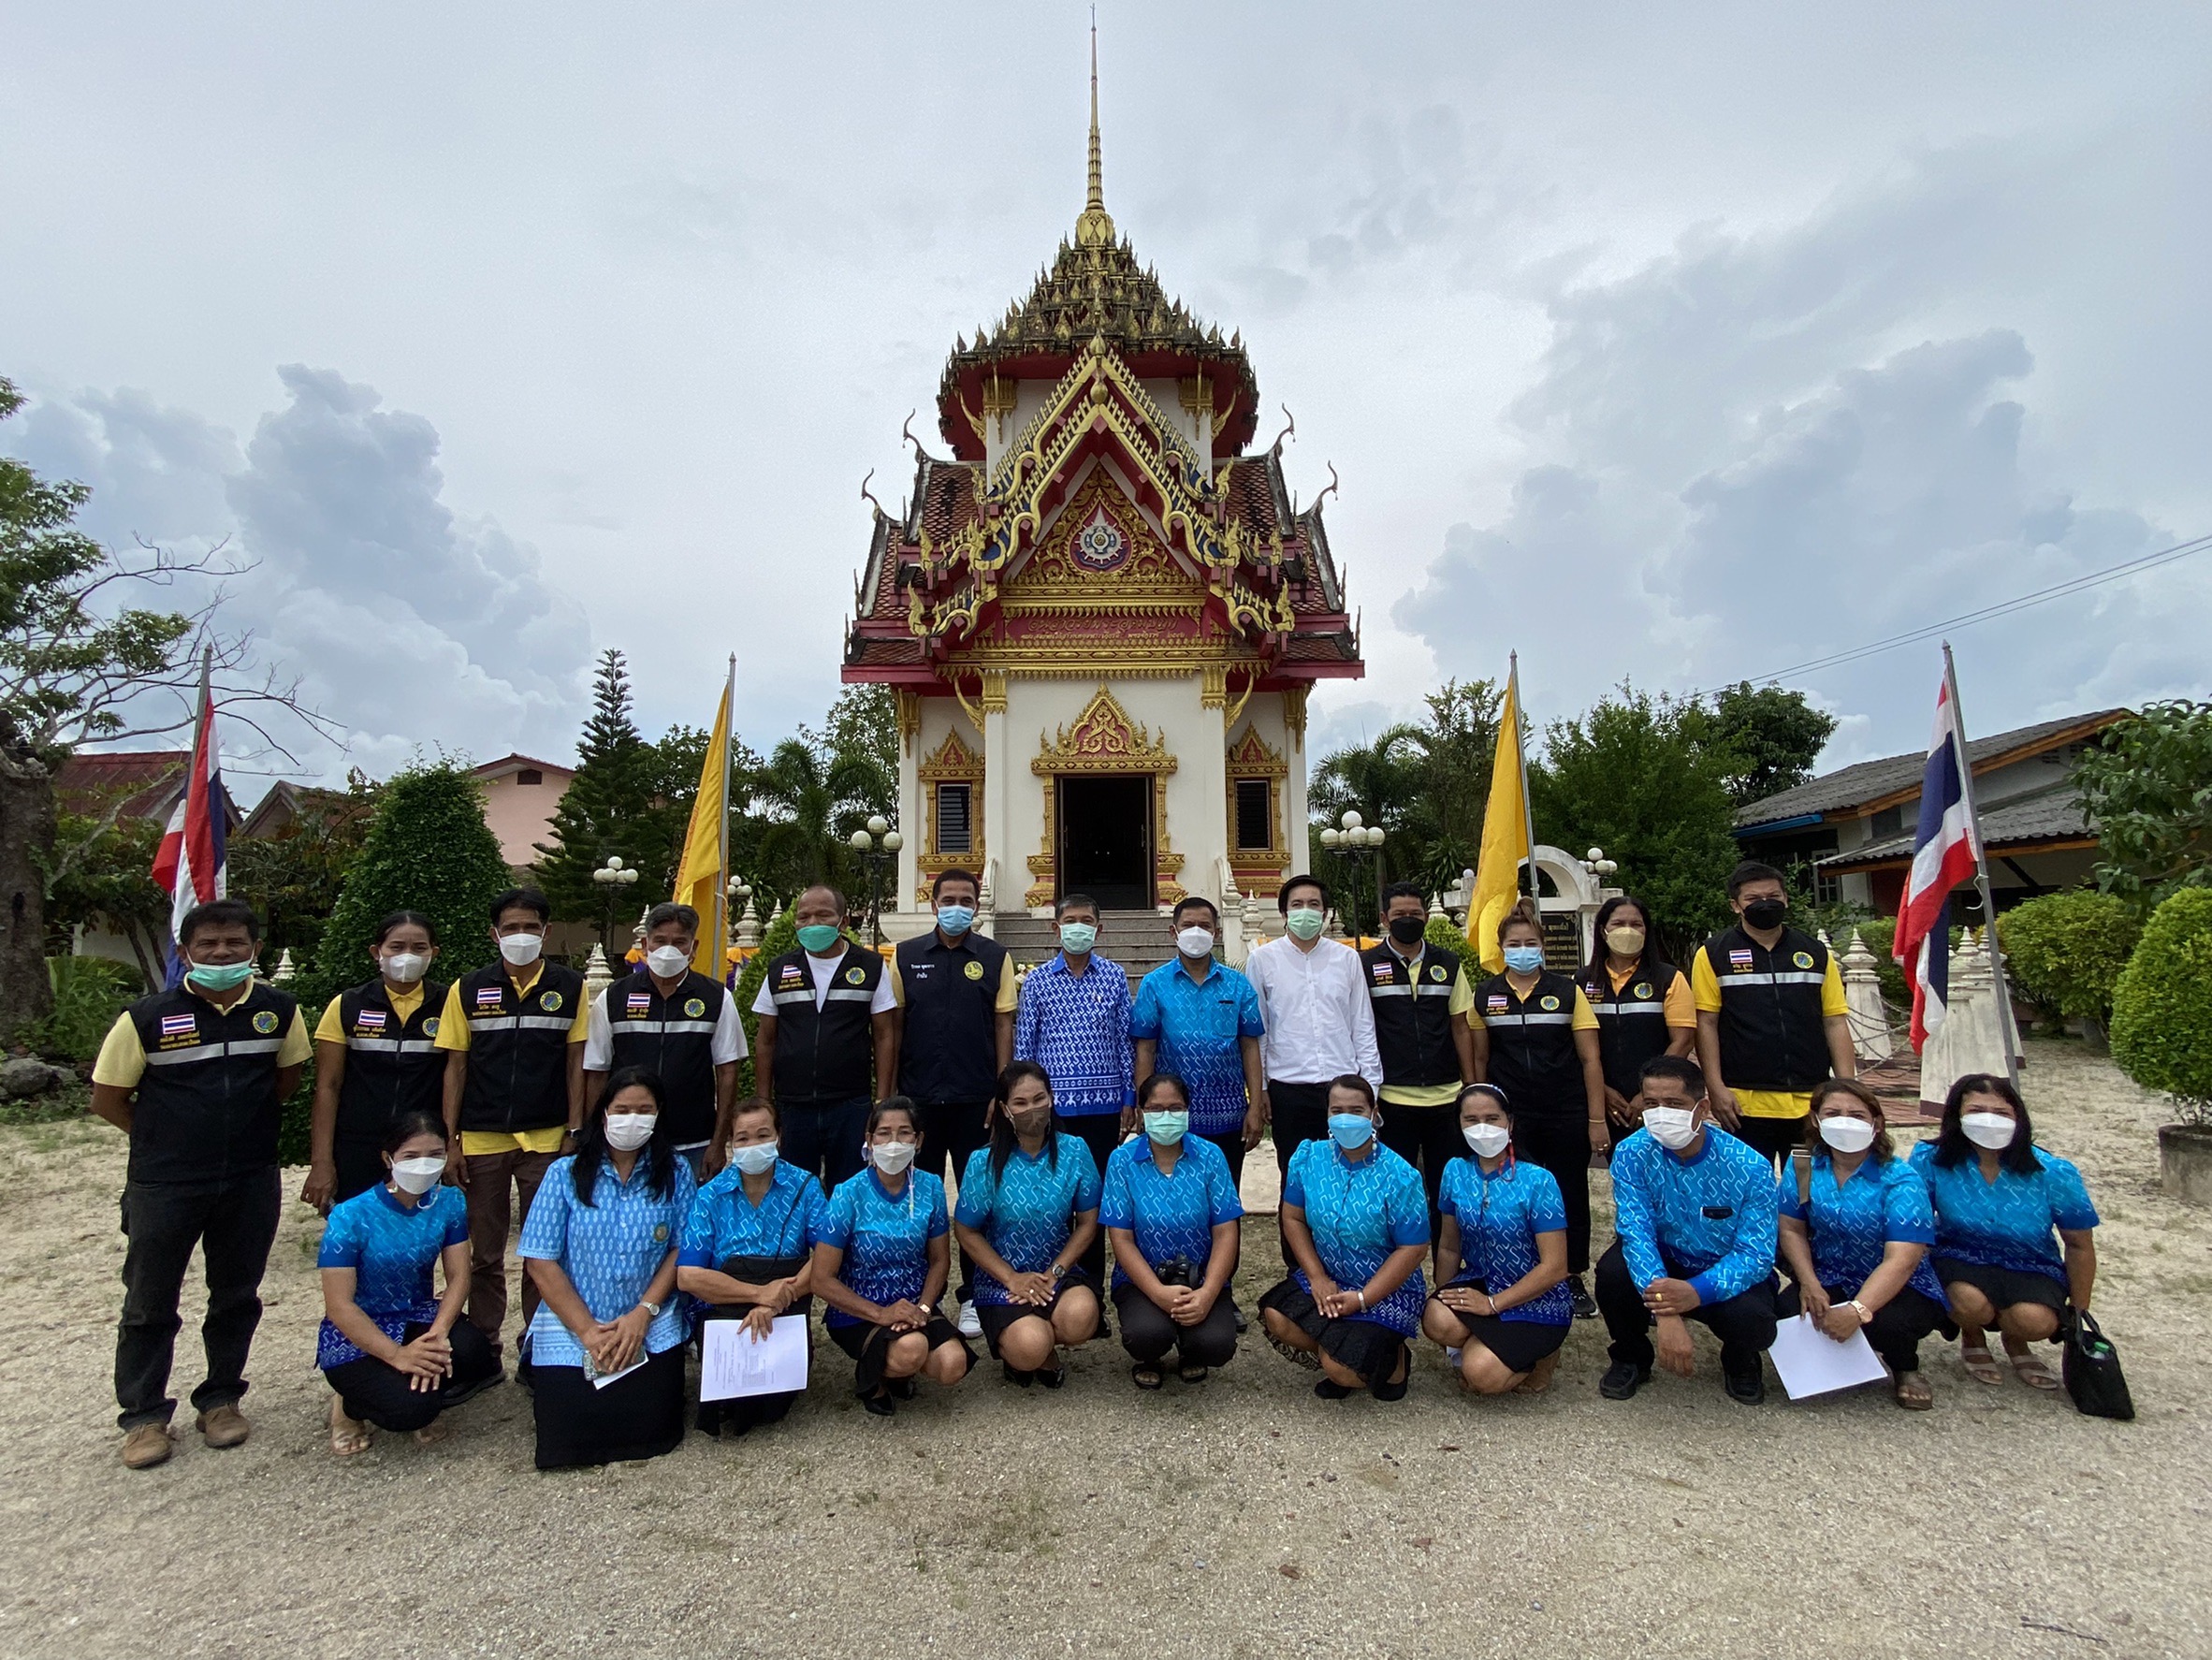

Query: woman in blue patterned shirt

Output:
[519, 1067, 697, 1469]
[1420, 1084, 1572, 1396]
[1910, 1073, 2099, 1393]
[812, 1096, 973, 1417]
[318, 1111, 499, 1455]
[1775, 1079, 1951, 1410]
[1259, 1074, 1431, 1401]
[953, 1062, 1103, 1389]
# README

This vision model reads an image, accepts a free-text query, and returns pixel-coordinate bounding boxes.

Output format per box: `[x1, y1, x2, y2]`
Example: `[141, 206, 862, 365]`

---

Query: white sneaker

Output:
[957, 1301, 982, 1339]
[1445, 1346, 1463, 1370]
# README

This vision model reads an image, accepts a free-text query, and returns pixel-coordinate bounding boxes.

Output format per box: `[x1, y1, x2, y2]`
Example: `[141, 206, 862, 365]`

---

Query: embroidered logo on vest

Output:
[253, 1009, 280, 1034]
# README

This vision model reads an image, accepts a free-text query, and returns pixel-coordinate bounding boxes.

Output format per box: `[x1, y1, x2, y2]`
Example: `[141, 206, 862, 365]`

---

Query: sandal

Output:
[1959, 1344, 2004, 1386]
[327, 1401, 372, 1457]
[1177, 1363, 1211, 1385]
[1266, 1330, 1322, 1371]
[1893, 1370, 1934, 1411]
[1131, 1363, 1164, 1391]
[1514, 1353, 1561, 1396]
[2010, 1352, 2061, 1391]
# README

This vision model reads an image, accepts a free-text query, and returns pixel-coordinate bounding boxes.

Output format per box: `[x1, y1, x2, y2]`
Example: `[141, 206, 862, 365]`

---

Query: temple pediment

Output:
[1000, 469, 1207, 613]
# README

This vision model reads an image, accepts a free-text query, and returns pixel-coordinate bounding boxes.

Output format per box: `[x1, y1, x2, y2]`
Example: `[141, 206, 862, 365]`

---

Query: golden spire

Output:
[1075, 13, 1115, 247]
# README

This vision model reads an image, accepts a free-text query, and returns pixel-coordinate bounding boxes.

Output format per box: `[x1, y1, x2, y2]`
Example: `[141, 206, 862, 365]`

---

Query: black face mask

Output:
[1388, 915, 1427, 945]
[1742, 897, 1788, 931]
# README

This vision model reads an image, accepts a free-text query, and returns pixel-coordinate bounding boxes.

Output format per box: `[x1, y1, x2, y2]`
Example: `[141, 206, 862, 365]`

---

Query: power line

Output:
[1696, 530, 2212, 694]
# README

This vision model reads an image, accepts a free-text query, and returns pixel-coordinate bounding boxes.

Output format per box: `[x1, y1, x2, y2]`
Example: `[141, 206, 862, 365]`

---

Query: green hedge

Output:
[1426, 914, 1485, 983]
[1997, 891, 2142, 1022]
[36, 955, 136, 1064]
[2110, 886, 2212, 1121]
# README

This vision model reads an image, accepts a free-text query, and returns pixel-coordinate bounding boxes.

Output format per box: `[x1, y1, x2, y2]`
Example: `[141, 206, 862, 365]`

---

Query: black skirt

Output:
[1432, 1277, 1571, 1375]
[531, 1344, 687, 1471]
[694, 1254, 811, 1436]
[1259, 1278, 1407, 1387]
[974, 1272, 1099, 1356]
[1931, 1257, 2068, 1318]
[828, 1317, 971, 1396]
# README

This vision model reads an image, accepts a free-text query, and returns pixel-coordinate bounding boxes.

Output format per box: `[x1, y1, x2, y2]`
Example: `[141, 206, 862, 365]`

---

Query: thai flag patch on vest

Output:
[160, 1013, 197, 1038]
[626, 992, 652, 1013]
[1729, 948, 1755, 970]
[355, 1009, 386, 1030]
[474, 985, 505, 1006]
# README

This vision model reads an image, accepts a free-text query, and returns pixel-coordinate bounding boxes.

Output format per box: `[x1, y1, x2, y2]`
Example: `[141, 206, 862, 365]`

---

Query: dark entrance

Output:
[1057, 775, 1152, 910]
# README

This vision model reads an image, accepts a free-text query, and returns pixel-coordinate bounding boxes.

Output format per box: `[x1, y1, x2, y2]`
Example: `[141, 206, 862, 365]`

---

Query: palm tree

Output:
[1309, 725, 1428, 931]
[748, 738, 895, 905]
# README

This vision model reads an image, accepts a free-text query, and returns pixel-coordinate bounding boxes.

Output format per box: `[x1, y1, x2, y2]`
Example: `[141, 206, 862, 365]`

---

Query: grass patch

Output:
[0, 1078, 92, 1127]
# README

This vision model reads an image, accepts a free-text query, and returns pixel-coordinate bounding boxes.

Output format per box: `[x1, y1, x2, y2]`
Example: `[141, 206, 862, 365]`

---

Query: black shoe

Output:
[1599, 1361, 1651, 1400]
[1231, 1306, 1249, 1333]
[1313, 1378, 1354, 1400]
[1568, 1275, 1597, 1321]
[861, 1389, 895, 1418]
[1002, 1361, 1034, 1389]
[1035, 1364, 1067, 1390]
[887, 1376, 918, 1401]
[1724, 1368, 1767, 1405]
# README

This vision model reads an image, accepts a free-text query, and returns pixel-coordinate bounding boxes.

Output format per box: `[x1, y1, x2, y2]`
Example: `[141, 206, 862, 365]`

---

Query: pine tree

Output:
[534, 648, 666, 928]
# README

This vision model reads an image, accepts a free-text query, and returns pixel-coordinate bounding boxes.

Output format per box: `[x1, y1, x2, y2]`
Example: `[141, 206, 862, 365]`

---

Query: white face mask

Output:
[603, 1113, 657, 1151]
[1176, 926, 1215, 960]
[1818, 1115, 1878, 1154]
[732, 1141, 779, 1176]
[645, 944, 691, 978]
[499, 931, 545, 968]
[1960, 1112, 2016, 1151]
[381, 952, 428, 984]
[1462, 1122, 1512, 1159]
[868, 1139, 919, 1176]
[1641, 1106, 1699, 1151]
[389, 1155, 444, 1195]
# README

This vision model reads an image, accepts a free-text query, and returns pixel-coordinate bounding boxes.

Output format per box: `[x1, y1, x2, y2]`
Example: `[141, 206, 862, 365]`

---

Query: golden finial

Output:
[1075, 12, 1115, 247]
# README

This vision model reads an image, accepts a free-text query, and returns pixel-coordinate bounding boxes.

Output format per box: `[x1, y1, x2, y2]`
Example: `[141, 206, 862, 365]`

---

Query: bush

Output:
[1997, 892, 2142, 1022]
[2110, 886, 2212, 1122]
[1426, 914, 1485, 983]
[729, 906, 803, 1098]
[35, 954, 137, 1063]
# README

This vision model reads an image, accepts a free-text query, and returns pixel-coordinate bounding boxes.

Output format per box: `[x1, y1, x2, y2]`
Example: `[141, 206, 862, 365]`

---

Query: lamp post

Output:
[1317, 808, 1387, 942]
[591, 854, 639, 950]
[848, 815, 904, 946]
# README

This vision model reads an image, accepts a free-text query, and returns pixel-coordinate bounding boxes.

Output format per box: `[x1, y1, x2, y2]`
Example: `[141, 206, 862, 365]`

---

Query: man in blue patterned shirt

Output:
[1594, 1054, 1780, 1405]
[1130, 896, 1265, 1184]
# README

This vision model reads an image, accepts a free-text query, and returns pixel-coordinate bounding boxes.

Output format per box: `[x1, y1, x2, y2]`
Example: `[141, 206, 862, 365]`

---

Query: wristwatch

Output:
[639, 1298, 664, 1319]
[1050, 1263, 1068, 1283]
[1845, 1299, 1871, 1324]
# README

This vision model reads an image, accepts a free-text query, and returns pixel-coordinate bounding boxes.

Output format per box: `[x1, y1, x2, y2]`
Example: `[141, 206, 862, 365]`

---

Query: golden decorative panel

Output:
[1001, 471, 1204, 616]
[916, 727, 985, 900]
[1226, 722, 1291, 896]
[1031, 685, 1179, 778]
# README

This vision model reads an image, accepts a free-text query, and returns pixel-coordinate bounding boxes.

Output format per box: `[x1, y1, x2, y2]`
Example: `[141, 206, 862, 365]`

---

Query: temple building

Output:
[842, 54, 1362, 926]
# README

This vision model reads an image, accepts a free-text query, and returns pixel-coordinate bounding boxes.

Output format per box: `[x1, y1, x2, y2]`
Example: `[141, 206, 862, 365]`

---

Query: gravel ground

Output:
[2, 1038, 2206, 1660]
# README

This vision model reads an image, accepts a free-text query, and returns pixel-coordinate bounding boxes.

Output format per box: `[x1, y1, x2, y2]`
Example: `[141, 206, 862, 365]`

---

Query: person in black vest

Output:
[1364, 881, 1475, 1235]
[302, 910, 450, 1212]
[1691, 862, 1856, 1166]
[1579, 894, 1695, 1144]
[584, 901, 745, 1177]
[89, 898, 313, 1469]
[740, 883, 896, 1194]
[1470, 898, 1608, 1318]
[890, 866, 1016, 1339]
[434, 886, 589, 1368]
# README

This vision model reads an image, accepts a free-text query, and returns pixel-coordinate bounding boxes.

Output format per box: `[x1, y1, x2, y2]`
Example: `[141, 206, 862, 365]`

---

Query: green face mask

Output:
[185, 958, 256, 993]
[1285, 906, 1327, 941]
[795, 924, 843, 954]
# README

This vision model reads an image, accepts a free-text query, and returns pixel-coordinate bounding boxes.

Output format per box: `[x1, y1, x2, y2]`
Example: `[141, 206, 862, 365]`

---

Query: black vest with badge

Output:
[124, 980, 300, 1184]
[1361, 940, 1464, 1092]
[1580, 959, 1683, 1099]
[1474, 968, 1585, 1117]
[1700, 924, 1834, 1093]
[599, 968, 728, 1144]
[332, 976, 450, 1143]
[456, 961, 583, 1134]
[894, 929, 1009, 1106]
[763, 942, 883, 1108]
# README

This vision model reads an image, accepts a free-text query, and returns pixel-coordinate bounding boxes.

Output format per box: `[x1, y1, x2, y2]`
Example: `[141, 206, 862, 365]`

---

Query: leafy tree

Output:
[1309, 724, 1424, 921]
[1695, 680, 1840, 807]
[749, 735, 895, 902]
[817, 684, 898, 787]
[533, 649, 670, 931]
[2077, 700, 2212, 906]
[227, 774, 381, 973]
[2109, 886, 2212, 1122]
[41, 806, 168, 985]
[1529, 684, 1739, 958]
[1996, 891, 2143, 1025]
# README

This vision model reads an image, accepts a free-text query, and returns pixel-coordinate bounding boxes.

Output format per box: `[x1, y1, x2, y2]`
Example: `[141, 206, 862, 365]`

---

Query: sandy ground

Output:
[2, 1038, 2207, 1660]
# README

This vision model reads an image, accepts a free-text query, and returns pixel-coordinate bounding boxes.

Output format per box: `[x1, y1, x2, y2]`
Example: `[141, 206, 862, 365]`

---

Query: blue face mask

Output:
[1328, 1113, 1375, 1151]
[1503, 945, 1545, 975]
[937, 903, 975, 936]
[795, 923, 843, 954]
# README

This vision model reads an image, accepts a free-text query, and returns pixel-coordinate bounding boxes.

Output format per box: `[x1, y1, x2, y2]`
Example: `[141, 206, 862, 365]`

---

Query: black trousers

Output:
[1376, 1099, 1463, 1235]
[780, 1095, 872, 1196]
[1268, 1080, 1333, 1267]
[1059, 1113, 1127, 1291]
[114, 1170, 283, 1430]
[1730, 1112, 1810, 1167]
[1594, 1239, 1778, 1376]
[1201, 1129, 1247, 1195]
[922, 1098, 990, 1303]
[1779, 1281, 1950, 1375]
[322, 1319, 502, 1432]
[1113, 1280, 1238, 1370]
[531, 1345, 688, 1470]
[1511, 1115, 1594, 1274]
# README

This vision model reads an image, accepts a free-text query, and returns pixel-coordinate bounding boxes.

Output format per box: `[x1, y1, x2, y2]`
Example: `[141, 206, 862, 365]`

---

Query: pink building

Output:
[471, 753, 575, 871]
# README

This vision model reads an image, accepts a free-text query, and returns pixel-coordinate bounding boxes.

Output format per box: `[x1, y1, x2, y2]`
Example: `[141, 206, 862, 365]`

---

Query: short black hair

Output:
[645, 901, 698, 936]
[1726, 861, 1785, 900]
[1278, 874, 1328, 914]
[1172, 896, 1218, 926]
[932, 867, 979, 901]
[797, 882, 848, 914]
[1380, 881, 1427, 913]
[380, 1109, 448, 1157]
[1055, 892, 1099, 920]
[1933, 1072, 2040, 1174]
[179, 897, 260, 948]
[1326, 1072, 1376, 1109]
[1136, 1071, 1189, 1111]
[490, 886, 552, 925]
[1638, 1054, 1706, 1098]
[371, 909, 438, 948]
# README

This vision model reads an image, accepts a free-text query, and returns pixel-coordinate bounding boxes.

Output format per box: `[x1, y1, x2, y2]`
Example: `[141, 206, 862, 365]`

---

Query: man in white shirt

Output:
[1246, 874, 1383, 1255]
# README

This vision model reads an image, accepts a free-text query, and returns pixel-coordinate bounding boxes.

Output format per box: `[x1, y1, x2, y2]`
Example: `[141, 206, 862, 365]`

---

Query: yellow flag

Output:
[673, 669, 733, 976]
[1465, 662, 1530, 974]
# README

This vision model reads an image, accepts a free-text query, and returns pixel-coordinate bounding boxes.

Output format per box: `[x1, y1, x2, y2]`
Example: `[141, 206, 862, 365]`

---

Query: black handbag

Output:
[2060, 1309, 2134, 1421]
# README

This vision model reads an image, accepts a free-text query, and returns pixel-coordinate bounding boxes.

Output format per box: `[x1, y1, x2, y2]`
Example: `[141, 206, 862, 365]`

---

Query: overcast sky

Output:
[4, 4, 2207, 794]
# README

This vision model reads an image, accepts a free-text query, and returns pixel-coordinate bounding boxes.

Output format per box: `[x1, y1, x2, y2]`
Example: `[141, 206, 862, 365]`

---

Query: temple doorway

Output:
[1057, 775, 1152, 910]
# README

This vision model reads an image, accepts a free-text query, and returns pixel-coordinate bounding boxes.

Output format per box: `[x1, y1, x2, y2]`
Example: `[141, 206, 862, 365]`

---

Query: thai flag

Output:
[150, 658, 226, 987]
[1894, 677, 1981, 1051]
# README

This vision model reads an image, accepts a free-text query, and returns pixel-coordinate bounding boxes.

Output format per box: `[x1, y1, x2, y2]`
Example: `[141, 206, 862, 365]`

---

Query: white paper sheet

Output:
[1767, 1311, 1891, 1399]
[584, 1354, 647, 1391]
[700, 1315, 810, 1401]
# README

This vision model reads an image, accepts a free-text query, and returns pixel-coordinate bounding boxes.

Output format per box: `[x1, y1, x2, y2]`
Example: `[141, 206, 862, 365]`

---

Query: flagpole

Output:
[1510, 651, 1538, 907]
[716, 653, 735, 979]
[1941, 641, 2022, 1089]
